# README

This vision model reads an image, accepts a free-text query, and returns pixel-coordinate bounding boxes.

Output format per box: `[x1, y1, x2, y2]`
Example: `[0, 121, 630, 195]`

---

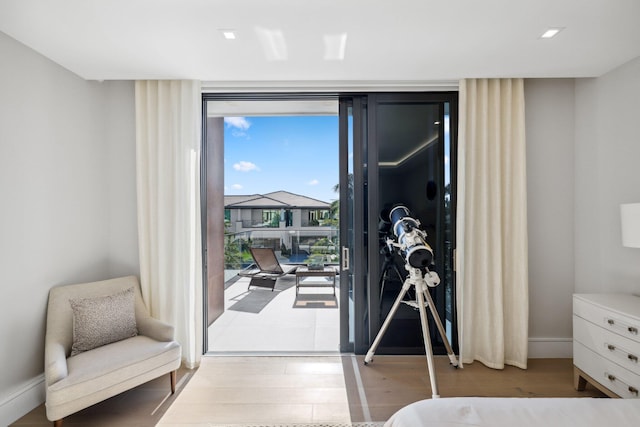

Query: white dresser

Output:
[573, 293, 640, 398]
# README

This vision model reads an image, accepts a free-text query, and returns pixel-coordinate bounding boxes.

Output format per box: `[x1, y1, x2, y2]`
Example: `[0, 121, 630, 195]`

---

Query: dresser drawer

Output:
[574, 315, 640, 373]
[574, 341, 640, 398]
[574, 295, 640, 344]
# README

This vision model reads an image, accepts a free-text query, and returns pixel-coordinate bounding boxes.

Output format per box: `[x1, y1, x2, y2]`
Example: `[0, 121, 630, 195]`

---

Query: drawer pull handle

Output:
[628, 326, 638, 335]
[629, 386, 639, 396]
[607, 374, 616, 381]
[608, 319, 615, 326]
[629, 354, 639, 363]
[607, 344, 616, 351]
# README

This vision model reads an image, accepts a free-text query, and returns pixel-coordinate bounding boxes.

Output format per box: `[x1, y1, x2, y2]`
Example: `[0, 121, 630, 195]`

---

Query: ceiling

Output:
[1, 0, 640, 85]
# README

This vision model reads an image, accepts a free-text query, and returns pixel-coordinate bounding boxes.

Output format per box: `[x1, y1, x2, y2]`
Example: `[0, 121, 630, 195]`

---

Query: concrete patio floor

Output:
[207, 273, 341, 353]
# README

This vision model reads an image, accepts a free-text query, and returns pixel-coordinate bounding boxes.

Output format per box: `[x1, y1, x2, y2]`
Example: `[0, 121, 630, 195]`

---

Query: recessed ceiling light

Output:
[221, 30, 236, 40]
[540, 27, 564, 39]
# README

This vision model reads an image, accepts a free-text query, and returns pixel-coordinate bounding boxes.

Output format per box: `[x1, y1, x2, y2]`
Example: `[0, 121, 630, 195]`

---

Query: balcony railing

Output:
[223, 226, 339, 280]
[240, 220, 279, 228]
[239, 220, 331, 229]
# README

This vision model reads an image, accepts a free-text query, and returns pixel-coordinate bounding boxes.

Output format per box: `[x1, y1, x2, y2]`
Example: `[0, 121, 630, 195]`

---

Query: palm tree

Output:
[330, 173, 354, 221]
[223, 221, 242, 268]
[332, 173, 354, 199]
[329, 199, 339, 220]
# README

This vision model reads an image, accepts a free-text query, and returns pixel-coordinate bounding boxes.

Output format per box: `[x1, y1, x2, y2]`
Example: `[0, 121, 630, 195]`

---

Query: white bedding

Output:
[384, 397, 640, 427]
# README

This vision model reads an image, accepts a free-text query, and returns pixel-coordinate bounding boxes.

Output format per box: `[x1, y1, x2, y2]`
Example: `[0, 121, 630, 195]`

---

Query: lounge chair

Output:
[238, 247, 297, 291]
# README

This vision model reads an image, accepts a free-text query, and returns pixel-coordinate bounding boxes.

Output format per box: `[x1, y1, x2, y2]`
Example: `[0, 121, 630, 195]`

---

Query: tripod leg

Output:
[378, 258, 390, 295]
[422, 288, 459, 368]
[364, 280, 411, 365]
[378, 258, 405, 307]
[415, 283, 440, 398]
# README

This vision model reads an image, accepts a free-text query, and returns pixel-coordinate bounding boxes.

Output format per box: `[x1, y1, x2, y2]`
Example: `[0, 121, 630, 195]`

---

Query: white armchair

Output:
[44, 276, 181, 426]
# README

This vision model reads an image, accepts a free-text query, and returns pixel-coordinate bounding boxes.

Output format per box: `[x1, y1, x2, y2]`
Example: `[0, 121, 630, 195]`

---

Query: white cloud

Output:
[232, 184, 243, 190]
[308, 179, 319, 186]
[224, 117, 251, 130]
[232, 130, 248, 138]
[233, 161, 260, 172]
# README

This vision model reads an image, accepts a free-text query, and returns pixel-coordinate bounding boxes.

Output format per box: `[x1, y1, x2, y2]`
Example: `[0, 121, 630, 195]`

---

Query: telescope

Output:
[366, 204, 459, 399]
[387, 205, 434, 270]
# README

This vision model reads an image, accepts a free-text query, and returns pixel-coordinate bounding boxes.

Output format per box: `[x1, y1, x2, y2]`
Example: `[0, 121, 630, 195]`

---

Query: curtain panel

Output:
[135, 80, 203, 368]
[456, 78, 529, 369]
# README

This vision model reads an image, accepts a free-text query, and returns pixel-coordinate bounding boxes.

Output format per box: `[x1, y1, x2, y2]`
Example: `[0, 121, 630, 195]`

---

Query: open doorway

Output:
[201, 92, 458, 358]
[202, 98, 342, 353]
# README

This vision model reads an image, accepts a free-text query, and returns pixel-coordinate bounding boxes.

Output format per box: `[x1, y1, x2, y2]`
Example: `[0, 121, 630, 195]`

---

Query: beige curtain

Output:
[135, 80, 203, 368]
[456, 78, 529, 369]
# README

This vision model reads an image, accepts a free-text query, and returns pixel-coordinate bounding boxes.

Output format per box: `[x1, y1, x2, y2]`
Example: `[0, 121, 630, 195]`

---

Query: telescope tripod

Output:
[364, 265, 459, 398]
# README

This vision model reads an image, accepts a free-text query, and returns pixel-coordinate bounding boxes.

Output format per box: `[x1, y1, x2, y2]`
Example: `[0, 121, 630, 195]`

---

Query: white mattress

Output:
[384, 397, 640, 427]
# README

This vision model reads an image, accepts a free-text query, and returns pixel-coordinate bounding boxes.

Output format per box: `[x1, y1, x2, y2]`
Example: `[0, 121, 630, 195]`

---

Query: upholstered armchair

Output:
[44, 276, 181, 426]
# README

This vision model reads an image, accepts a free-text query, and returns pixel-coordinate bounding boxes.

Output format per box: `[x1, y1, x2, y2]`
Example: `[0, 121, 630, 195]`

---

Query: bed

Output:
[384, 397, 640, 427]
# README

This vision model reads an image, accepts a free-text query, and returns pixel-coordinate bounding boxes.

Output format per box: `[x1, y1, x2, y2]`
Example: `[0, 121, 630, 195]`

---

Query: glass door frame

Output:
[361, 92, 459, 355]
[338, 96, 366, 353]
[200, 91, 457, 356]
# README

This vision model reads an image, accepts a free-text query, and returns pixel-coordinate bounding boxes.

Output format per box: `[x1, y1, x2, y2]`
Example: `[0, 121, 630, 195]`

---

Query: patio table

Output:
[295, 267, 337, 295]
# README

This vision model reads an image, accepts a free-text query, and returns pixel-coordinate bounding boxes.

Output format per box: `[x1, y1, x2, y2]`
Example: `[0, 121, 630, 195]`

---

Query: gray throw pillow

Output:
[69, 287, 138, 356]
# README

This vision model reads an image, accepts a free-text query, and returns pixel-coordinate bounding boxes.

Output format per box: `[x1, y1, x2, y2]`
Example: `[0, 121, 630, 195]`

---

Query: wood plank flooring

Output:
[11, 356, 606, 426]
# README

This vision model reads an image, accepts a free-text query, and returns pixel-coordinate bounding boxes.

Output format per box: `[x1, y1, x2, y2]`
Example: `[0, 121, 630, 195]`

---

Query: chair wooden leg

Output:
[53, 419, 63, 427]
[170, 370, 177, 394]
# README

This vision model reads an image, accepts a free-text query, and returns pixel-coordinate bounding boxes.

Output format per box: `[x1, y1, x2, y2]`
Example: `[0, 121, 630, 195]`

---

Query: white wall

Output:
[574, 56, 640, 294]
[105, 81, 139, 277]
[0, 32, 138, 425]
[524, 79, 576, 357]
[522, 57, 640, 357]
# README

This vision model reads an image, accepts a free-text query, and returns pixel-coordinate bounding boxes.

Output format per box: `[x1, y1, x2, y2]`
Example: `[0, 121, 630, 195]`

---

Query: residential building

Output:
[224, 191, 337, 263]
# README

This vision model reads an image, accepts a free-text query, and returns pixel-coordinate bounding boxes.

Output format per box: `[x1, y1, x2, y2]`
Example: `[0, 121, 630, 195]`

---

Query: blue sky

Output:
[224, 116, 339, 203]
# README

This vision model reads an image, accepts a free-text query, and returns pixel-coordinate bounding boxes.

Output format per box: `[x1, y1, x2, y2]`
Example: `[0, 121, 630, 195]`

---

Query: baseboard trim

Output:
[528, 337, 573, 358]
[0, 374, 45, 426]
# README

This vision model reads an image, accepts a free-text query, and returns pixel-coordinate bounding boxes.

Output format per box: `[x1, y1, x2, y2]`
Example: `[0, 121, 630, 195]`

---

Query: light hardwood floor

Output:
[11, 356, 606, 426]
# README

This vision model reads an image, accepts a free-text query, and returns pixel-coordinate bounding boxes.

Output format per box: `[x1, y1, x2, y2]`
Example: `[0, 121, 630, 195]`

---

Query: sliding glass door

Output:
[345, 92, 458, 356]
[338, 97, 365, 352]
[201, 92, 457, 356]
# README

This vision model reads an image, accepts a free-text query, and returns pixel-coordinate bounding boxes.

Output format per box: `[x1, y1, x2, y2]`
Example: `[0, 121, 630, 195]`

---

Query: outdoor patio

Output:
[207, 269, 341, 353]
